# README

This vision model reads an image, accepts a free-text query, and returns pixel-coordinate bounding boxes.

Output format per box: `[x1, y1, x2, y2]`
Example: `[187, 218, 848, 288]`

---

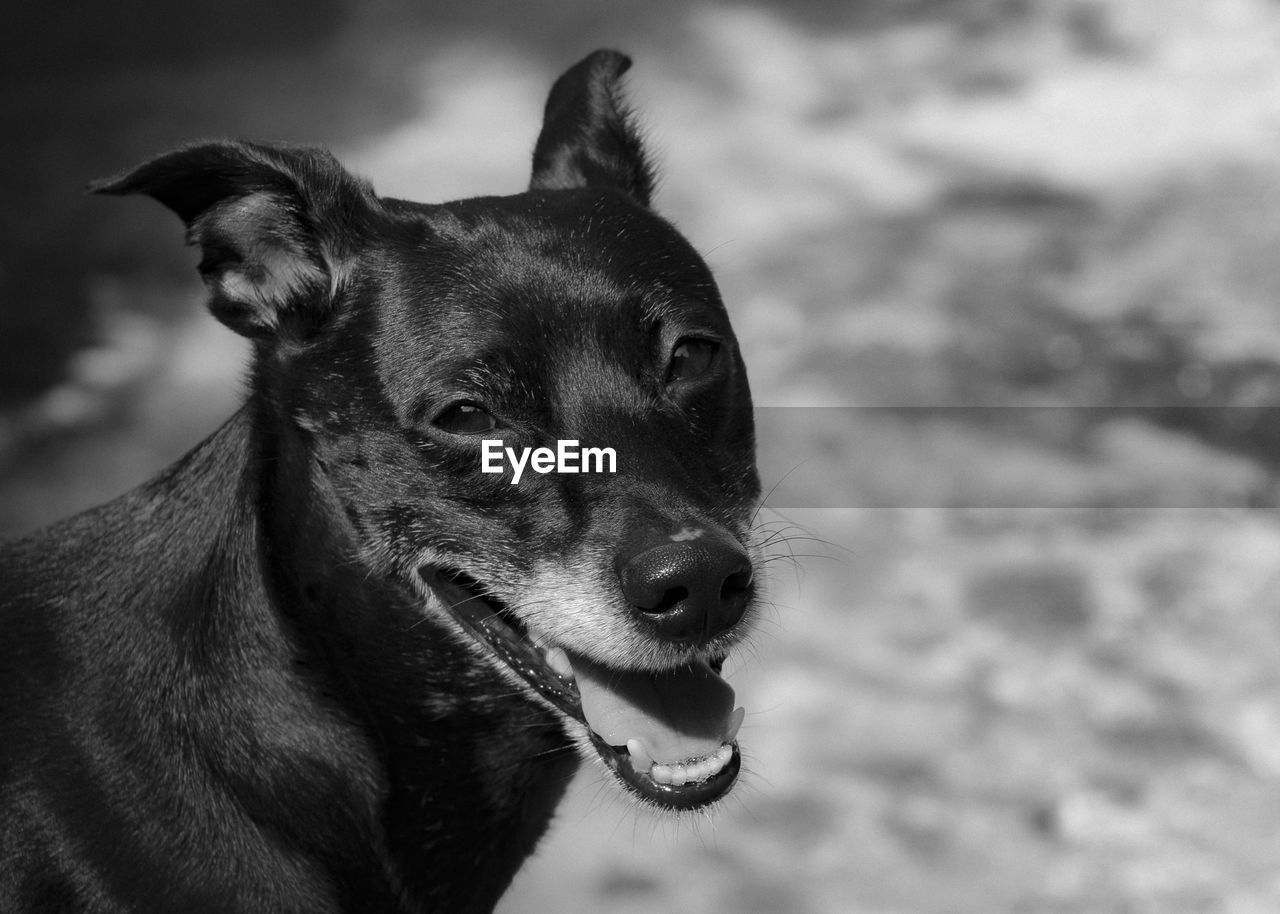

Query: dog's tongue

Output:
[565, 650, 739, 765]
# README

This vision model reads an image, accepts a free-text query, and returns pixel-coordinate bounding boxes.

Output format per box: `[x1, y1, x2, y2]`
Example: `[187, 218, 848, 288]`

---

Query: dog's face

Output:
[97, 51, 760, 809]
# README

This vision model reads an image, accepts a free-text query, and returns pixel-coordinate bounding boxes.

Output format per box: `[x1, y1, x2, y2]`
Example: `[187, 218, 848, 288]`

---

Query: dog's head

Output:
[95, 50, 761, 809]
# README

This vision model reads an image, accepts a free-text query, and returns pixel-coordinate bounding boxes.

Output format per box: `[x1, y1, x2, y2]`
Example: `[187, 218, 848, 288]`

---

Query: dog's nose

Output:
[620, 532, 753, 644]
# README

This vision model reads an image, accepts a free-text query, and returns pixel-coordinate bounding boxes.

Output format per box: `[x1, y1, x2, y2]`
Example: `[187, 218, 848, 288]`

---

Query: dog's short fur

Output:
[0, 51, 760, 913]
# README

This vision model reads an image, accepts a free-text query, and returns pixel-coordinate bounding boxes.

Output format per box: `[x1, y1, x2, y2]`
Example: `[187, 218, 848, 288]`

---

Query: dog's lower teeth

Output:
[641, 742, 734, 786]
[626, 738, 653, 773]
[725, 706, 745, 741]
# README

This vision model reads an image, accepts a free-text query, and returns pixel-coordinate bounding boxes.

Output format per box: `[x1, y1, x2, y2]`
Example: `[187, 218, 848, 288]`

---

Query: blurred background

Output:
[6, 0, 1280, 910]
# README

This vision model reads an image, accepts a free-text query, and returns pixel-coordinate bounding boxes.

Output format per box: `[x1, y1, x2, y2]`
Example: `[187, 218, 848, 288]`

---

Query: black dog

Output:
[0, 50, 760, 913]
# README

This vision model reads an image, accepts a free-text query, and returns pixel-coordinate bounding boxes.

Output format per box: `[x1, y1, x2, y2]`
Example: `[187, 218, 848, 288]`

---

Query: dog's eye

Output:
[433, 402, 498, 435]
[665, 338, 718, 383]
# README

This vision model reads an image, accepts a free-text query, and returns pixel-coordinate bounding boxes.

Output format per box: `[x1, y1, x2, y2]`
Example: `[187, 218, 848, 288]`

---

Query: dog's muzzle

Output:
[419, 554, 750, 809]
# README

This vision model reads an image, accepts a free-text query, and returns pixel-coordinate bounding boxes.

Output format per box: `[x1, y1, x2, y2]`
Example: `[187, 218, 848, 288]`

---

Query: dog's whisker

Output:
[749, 460, 814, 528]
[758, 551, 832, 565]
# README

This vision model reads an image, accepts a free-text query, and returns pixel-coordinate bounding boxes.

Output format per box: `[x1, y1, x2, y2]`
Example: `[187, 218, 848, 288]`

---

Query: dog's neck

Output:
[41, 405, 576, 910]
[239, 401, 579, 911]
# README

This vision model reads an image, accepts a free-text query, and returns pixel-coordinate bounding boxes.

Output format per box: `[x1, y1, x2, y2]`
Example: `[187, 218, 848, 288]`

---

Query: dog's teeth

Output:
[724, 706, 745, 742]
[544, 647, 573, 681]
[626, 738, 653, 774]
[642, 742, 735, 786]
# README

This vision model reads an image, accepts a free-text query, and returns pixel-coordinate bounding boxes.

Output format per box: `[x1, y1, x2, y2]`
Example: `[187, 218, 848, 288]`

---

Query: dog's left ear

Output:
[530, 49, 656, 206]
[91, 141, 376, 340]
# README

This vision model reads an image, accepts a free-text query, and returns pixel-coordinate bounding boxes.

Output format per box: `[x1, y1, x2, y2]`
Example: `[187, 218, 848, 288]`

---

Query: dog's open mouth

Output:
[421, 567, 744, 809]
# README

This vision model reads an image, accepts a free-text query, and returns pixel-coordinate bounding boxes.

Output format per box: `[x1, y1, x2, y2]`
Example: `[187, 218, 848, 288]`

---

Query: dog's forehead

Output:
[402, 189, 716, 302]
[368, 189, 728, 415]
[375, 189, 726, 346]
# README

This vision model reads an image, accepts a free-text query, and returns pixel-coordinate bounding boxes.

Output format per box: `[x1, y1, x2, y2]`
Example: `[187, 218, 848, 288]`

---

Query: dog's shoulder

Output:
[1, 409, 253, 607]
[0, 410, 256, 760]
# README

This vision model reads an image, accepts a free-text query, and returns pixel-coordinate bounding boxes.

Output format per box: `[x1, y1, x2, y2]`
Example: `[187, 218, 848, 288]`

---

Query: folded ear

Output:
[91, 141, 377, 340]
[530, 49, 656, 206]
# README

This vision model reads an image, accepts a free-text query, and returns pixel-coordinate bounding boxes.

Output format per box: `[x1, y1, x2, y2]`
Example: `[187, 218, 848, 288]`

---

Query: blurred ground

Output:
[6, 1, 1280, 911]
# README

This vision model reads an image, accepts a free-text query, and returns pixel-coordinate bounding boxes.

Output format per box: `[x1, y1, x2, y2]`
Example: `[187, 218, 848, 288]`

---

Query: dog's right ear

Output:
[91, 141, 377, 340]
[530, 49, 656, 206]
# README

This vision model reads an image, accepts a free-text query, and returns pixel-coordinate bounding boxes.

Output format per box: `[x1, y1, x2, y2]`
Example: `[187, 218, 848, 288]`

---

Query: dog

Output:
[0, 49, 761, 913]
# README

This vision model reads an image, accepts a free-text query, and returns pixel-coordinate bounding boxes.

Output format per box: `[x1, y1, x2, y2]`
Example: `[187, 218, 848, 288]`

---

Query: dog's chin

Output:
[418, 566, 744, 810]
